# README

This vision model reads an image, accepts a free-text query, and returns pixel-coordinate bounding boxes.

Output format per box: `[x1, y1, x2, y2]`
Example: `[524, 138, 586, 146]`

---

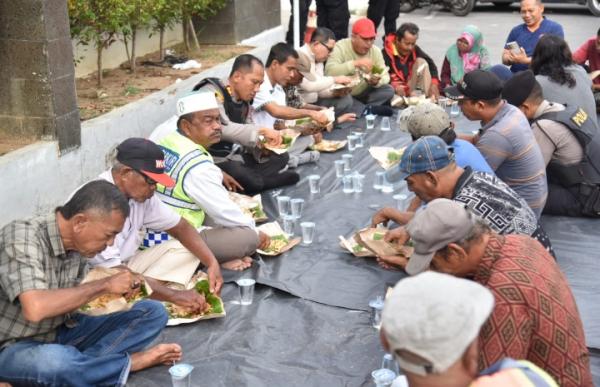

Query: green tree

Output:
[68, 0, 129, 87]
[121, 0, 153, 74]
[181, 0, 227, 52]
[148, 0, 181, 61]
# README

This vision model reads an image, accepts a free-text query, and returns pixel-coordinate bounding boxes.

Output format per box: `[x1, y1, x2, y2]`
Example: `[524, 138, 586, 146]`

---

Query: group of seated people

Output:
[0, 0, 598, 385]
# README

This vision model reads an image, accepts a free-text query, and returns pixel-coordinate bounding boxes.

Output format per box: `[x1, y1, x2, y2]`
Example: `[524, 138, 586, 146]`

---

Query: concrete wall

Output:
[0, 27, 284, 228]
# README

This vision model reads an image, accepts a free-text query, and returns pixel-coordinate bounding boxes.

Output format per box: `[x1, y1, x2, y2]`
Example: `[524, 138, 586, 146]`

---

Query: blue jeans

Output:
[0, 300, 168, 387]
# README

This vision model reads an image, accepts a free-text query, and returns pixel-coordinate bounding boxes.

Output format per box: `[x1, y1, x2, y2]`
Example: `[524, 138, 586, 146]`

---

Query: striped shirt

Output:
[476, 102, 548, 217]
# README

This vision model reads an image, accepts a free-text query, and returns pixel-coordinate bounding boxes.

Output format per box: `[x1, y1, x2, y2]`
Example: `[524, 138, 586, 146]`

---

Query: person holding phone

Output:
[502, 0, 564, 73]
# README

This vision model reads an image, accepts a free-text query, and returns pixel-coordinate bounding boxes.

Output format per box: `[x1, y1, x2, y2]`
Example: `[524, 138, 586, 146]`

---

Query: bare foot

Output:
[377, 255, 409, 271]
[130, 343, 182, 372]
[221, 257, 253, 271]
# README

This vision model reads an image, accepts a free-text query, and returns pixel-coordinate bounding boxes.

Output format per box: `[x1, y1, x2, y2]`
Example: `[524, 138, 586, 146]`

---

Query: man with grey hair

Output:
[381, 271, 558, 386]
[0, 180, 182, 385]
[396, 198, 592, 386]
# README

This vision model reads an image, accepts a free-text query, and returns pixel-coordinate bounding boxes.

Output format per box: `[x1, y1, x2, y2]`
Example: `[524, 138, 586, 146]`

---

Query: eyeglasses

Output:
[134, 169, 157, 186]
[318, 41, 334, 53]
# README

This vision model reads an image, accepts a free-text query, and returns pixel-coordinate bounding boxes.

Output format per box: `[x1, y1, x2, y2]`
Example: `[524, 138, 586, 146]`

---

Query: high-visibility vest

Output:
[156, 131, 213, 228]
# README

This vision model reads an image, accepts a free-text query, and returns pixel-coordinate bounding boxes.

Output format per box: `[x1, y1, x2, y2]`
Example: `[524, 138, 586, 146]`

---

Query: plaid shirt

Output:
[0, 213, 87, 347]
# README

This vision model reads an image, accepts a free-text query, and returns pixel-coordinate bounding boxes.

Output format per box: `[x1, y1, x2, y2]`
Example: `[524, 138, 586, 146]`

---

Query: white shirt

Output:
[252, 70, 286, 128]
[179, 158, 256, 231]
[149, 115, 178, 143]
[89, 170, 181, 267]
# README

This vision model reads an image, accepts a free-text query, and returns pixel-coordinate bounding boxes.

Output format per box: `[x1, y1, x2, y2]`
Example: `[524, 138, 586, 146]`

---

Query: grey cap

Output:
[382, 271, 494, 376]
[406, 102, 450, 139]
[405, 198, 477, 275]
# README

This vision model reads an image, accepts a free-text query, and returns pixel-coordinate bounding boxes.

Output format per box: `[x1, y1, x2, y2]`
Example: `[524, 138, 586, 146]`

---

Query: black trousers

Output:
[543, 183, 600, 218]
[286, 0, 312, 46]
[367, 0, 401, 37]
[315, 0, 350, 40]
[218, 153, 300, 196]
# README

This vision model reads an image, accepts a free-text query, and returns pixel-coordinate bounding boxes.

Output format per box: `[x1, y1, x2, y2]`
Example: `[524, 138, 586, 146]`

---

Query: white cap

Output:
[381, 271, 494, 376]
[176, 92, 219, 117]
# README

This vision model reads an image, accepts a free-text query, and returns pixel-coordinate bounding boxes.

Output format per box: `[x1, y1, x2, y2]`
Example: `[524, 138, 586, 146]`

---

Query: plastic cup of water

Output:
[308, 175, 320, 194]
[290, 198, 304, 219]
[277, 195, 290, 217]
[450, 101, 461, 118]
[373, 171, 385, 190]
[300, 222, 315, 245]
[437, 96, 448, 111]
[393, 194, 408, 210]
[236, 278, 256, 306]
[371, 368, 396, 387]
[369, 297, 385, 329]
[380, 117, 391, 132]
[353, 131, 365, 148]
[381, 353, 400, 377]
[342, 154, 353, 171]
[282, 214, 295, 237]
[347, 134, 359, 151]
[366, 114, 376, 130]
[169, 363, 194, 387]
[334, 160, 345, 178]
[352, 173, 365, 193]
[342, 175, 354, 193]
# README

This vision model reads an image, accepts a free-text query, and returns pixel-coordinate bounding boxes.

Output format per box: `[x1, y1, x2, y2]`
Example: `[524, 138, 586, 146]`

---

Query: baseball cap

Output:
[387, 136, 453, 183]
[444, 70, 502, 101]
[352, 18, 377, 39]
[382, 271, 494, 376]
[501, 70, 537, 107]
[176, 92, 219, 117]
[296, 52, 316, 82]
[116, 138, 175, 188]
[406, 102, 450, 138]
[405, 198, 477, 275]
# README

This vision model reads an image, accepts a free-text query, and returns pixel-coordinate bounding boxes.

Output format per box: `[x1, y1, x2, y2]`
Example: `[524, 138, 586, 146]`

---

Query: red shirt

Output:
[474, 234, 592, 387]
[572, 37, 600, 85]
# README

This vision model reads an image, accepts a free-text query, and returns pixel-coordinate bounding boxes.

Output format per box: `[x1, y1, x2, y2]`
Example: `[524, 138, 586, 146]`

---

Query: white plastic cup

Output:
[276, 195, 290, 217]
[366, 114, 376, 130]
[381, 353, 400, 377]
[169, 363, 194, 387]
[282, 214, 295, 237]
[373, 171, 385, 190]
[342, 175, 354, 193]
[353, 131, 365, 148]
[237, 278, 256, 306]
[371, 368, 396, 387]
[290, 198, 304, 219]
[393, 194, 408, 210]
[352, 173, 365, 193]
[450, 101, 461, 118]
[300, 222, 316, 245]
[380, 117, 391, 132]
[334, 160, 345, 178]
[369, 297, 385, 329]
[342, 154, 353, 171]
[347, 134, 359, 151]
[308, 174, 320, 194]
[437, 96, 448, 111]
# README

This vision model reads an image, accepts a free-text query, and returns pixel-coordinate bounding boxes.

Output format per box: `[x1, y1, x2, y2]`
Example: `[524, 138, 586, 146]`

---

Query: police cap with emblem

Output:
[116, 138, 176, 187]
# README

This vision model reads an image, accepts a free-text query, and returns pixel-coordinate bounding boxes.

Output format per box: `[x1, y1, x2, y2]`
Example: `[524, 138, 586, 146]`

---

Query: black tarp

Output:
[129, 114, 600, 386]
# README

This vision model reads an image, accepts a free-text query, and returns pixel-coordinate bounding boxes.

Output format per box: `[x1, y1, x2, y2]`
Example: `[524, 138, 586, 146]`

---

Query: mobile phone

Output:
[506, 41, 520, 55]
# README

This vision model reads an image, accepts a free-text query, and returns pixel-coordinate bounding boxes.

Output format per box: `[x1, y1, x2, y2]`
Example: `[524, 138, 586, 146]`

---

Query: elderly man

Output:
[502, 0, 564, 73]
[148, 93, 270, 272]
[373, 136, 553, 270]
[381, 271, 558, 386]
[402, 199, 593, 387]
[325, 18, 394, 106]
[502, 70, 600, 217]
[445, 70, 548, 217]
[296, 27, 355, 116]
[382, 23, 440, 99]
[0, 181, 181, 386]
[89, 138, 223, 299]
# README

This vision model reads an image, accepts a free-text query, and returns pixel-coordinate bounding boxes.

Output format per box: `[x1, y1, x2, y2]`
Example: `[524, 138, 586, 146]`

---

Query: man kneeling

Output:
[0, 181, 180, 386]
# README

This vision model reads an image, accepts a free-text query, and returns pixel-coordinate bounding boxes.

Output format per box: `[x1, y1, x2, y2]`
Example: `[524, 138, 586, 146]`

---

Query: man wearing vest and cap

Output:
[381, 271, 559, 387]
[397, 199, 592, 386]
[87, 138, 223, 313]
[151, 92, 271, 271]
[445, 70, 548, 218]
[502, 70, 600, 217]
[325, 18, 395, 106]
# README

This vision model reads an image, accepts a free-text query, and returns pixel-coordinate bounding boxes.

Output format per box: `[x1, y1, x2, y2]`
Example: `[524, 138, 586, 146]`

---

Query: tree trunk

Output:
[159, 27, 165, 61]
[182, 17, 189, 51]
[96, 43, 103, 88]
[123, 34, 131, 64]
[188, 18, 200, 51]
[130, 27, 137, 74]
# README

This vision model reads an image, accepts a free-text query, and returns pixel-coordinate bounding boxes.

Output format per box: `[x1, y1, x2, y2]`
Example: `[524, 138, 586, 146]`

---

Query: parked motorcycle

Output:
[399, 0, 476, 16]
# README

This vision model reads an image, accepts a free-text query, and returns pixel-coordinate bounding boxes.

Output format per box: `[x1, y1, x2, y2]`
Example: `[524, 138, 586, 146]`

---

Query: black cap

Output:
[501, 70, 537, 107]
[444, 70, 503, 101]
[116, 138, 175, 187]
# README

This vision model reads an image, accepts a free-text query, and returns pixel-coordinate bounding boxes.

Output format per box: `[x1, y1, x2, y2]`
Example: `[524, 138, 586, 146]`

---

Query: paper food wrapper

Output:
[256, 221, 301, 256]
[330, 77, 360, 92]
[286, 108, 335, 133]
[369, 146, 406, 170]
[355, 228, 414, 258]
[165, 272, 226, 326]
[79, 268, 153, 316]
[391, 95, 430, 108]
[310, 139, 347, 152]
[360, 66, 389, 82]
[265, 129, 300, 154]
[228, 192, 268, 223]
[339, 232, 376, 257]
